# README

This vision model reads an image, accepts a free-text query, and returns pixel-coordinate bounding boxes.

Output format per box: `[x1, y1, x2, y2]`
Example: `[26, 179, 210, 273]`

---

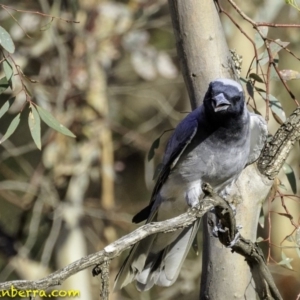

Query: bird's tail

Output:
[114, 219, 201, 291]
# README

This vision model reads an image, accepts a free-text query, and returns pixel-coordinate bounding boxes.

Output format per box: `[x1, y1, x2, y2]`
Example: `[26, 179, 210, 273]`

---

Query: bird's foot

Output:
[212, 223, 227, 237]
[227, 231, 240, 248]
[227, 225, 243, 248]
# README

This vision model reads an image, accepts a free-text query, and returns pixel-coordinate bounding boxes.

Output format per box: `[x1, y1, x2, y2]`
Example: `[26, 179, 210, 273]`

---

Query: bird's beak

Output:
[212, 93, 231, 112]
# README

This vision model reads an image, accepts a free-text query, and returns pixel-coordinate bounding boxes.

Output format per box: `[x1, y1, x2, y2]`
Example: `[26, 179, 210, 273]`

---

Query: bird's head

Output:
[204, 79, 245, 121]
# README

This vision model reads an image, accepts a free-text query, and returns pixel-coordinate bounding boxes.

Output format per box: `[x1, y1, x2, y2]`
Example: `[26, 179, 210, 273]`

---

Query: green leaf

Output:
[0, 113, 20, 144]
[0, 77, 9, 94]
[260, 93, 286, 123]
[249, 73, 264, 83]
[246, 81, 254, 99]
[0, 97, 15, 119]
[286, 235, 294, 242]
[254, 86, 266, 93]
[270, 65, 280, 81]
[40, 22, 53, 31]
[283, 163, 297, 194]
[35, 105, 76, 138]
[28, 105, 41, 150]
[0, 26, 15, 53]
[278, 251, 293, 269]
[24, 84, 32, 97]
[239, 77, 248, 84]
[259, 40, 289, 66]
[3, 60, 13, 82]
[272, 39, 290, 52]
[254, 27, 268, 49]
[278, 183, 287, 191]
[148, 136, 161, 161]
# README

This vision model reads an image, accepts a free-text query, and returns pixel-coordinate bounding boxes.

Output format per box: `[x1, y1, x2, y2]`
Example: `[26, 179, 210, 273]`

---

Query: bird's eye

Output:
[232, 96, 240, 102]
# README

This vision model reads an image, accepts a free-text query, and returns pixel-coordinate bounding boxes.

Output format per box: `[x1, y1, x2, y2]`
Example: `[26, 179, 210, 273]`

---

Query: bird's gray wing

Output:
[114, 109, 202, 289]
[247, 112, 268, 165]
[132, 108, 201, 223]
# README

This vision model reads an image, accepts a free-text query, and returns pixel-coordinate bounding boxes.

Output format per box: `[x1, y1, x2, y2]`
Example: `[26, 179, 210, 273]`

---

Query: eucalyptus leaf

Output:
[249, 73, 264, 83]
[278, 251, 293, 269]
[254, 26, 268, 49]
[40, 21, 53, 31]
[258, 40, 288, 66]
[0, 113, 20, 144]
[0, 77, 9, 94]
[260, 93, 286, 123]
[283, 163, 297, 194]
[36, 105, 76, 138]
[148, 136, 161, 161]
[3, 60, 13, 82]
[270, 65, 280, 81]
[0, 97, 15, 119]
[28, 105, 42, 150]
[0, 26, 15, 53]
[246, 81, 254, 99]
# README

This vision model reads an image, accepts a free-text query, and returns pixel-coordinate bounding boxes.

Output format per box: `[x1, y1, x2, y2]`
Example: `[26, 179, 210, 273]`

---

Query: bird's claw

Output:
[212, 224, 227, 237]
[227, 231, 241, 248]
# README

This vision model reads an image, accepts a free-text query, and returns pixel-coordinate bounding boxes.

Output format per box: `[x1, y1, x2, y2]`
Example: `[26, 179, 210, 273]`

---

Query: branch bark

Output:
[258, 107, 300, 179]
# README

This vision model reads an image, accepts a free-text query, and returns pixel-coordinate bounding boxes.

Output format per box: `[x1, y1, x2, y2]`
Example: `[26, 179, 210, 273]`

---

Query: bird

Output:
[114, 78, 267, 291]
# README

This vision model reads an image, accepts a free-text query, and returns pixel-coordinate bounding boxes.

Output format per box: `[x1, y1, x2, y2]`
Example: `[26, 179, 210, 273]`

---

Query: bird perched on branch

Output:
[114, 78, 267, 291]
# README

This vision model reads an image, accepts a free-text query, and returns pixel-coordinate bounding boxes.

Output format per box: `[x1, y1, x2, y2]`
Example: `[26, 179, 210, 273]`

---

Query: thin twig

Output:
[0, 5, 79, 23]
[1, 6, 32, 38]
[226, 0, 300, 108]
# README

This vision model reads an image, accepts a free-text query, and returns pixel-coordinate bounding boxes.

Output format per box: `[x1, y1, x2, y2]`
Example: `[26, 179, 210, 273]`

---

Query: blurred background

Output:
[0, 0, 299, 299]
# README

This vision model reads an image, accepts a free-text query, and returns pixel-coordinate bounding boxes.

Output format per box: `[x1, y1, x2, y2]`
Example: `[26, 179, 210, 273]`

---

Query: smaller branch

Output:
[0, 5, 79, 23]
[226, 0, 300, 108]
[1, 6, 31, 38]
[268, 39, 300, 61]
[270, 62, 299, 106]
[93, 260, 111, 300]
[215, 0, 260, 76]
[226, 0, 255, 26]
[277, 190, 298, 229]
[265, 40, 272, 121]
[100, 261, 110, 300]
[258, 106, 300, 179]
[257, 22, 300, 28]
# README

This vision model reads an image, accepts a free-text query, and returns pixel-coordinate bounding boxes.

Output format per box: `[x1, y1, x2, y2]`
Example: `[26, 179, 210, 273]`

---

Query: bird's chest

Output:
[175, 130, 249, 187]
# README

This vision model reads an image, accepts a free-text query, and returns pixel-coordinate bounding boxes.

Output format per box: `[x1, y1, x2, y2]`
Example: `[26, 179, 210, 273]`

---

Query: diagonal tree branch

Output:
[0, 201, 214, 292]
